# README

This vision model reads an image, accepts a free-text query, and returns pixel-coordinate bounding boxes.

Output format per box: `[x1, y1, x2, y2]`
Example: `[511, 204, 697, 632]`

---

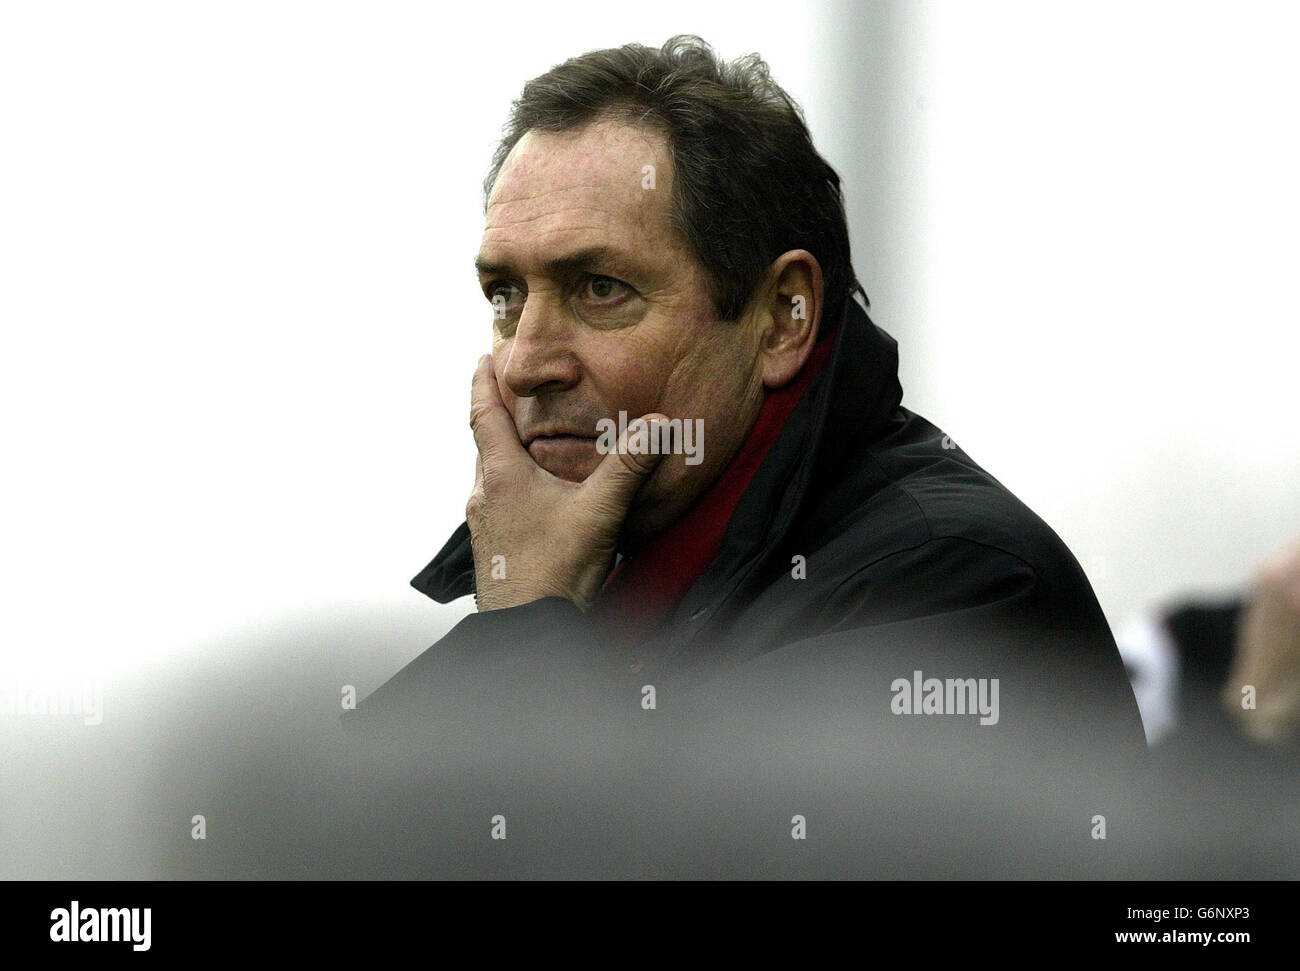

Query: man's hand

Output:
[1222, 540, 1300, 746]
[466, 354, 667, 612]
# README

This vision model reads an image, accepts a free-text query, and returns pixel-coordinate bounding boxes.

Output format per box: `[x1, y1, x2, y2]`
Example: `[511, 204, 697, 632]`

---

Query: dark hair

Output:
[484, 35, 865, 324]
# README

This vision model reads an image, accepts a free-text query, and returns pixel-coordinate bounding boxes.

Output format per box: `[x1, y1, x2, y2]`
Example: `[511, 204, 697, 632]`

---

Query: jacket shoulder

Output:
[817, 408, 1086, 585]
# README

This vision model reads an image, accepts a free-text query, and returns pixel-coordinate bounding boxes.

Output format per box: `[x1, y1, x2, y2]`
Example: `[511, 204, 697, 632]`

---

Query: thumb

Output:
[582, 413, 671, 513]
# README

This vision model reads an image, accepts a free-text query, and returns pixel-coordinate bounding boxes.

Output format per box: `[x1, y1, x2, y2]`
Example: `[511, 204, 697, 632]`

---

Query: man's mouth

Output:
[527, 433, 596, 452]
[525, 432, 595, 447]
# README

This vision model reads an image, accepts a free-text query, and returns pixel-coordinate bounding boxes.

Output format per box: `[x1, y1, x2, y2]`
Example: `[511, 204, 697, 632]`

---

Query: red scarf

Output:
[593, 323, 837, 638]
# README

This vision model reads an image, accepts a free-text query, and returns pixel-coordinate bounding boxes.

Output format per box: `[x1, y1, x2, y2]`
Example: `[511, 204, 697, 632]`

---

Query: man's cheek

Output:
[635, 454, 686, 506]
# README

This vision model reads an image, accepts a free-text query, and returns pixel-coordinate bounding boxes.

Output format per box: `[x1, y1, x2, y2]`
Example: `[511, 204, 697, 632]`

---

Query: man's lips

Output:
[522, 429, 596, 447]
[526, 433, 596, 451]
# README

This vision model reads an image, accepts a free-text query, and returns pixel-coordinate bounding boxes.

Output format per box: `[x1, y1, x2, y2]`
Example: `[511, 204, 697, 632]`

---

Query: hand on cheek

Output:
[466, 354, 669, 611]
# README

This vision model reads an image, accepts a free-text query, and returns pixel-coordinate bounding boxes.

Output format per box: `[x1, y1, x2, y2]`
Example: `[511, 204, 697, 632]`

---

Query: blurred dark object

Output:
[1161, 599, 1246, 744]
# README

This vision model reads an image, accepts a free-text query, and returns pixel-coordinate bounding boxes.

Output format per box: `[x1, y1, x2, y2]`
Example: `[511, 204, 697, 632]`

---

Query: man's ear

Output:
[757, 249, 824, 390]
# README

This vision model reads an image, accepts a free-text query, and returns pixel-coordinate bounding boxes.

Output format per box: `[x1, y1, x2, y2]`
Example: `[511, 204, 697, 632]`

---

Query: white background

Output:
[1, 0, 1296, 685]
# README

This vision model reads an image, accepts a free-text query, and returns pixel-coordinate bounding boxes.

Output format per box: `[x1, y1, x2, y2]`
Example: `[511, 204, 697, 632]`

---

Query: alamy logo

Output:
[1, 679, 102, 726]
[594, 411, 703, 466]
[890, 670, 1000, 725]
[50, 901, 151, 951]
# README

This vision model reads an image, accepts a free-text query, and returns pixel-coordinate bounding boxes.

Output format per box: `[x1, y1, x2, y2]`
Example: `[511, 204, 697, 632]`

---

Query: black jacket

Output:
[340, 296, 1154, 878]
[340, 295, 1147, 875]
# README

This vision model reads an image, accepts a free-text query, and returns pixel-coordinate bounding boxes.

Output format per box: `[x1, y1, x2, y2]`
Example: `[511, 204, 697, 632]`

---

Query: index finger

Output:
[469, 354, 527, 467]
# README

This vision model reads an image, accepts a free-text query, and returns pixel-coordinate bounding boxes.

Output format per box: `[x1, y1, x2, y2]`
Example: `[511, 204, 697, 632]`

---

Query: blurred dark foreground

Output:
[1, 605, 1294, 880]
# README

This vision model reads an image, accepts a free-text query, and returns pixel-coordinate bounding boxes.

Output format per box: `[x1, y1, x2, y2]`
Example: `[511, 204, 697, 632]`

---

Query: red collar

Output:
[593, 324, 837, 637]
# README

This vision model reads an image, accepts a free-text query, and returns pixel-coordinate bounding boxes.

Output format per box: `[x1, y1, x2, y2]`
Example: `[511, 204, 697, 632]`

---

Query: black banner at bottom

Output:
[0, 880, 1286, 957]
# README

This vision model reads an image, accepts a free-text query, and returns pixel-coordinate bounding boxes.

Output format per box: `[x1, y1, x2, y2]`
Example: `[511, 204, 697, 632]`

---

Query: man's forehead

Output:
[481, 118, 673, 264]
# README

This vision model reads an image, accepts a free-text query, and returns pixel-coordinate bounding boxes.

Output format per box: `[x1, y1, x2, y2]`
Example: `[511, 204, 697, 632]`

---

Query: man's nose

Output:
[498, 297, 581, 398]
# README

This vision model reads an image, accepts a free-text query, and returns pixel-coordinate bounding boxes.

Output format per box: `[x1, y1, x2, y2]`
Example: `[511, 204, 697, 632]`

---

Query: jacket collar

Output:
[410, 294, 903, 605]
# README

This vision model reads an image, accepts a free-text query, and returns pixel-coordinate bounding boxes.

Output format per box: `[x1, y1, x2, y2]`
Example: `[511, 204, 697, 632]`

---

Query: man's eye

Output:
[486, 281, 523, 314]
[583, 276, 629, 301]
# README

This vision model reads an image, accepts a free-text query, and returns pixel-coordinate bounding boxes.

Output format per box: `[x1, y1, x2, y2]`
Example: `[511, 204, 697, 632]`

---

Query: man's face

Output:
[476, 115, 766, 545]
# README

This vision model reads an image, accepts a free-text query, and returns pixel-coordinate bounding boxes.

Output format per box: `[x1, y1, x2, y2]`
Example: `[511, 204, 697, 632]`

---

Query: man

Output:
[341, 37, 1146, 873]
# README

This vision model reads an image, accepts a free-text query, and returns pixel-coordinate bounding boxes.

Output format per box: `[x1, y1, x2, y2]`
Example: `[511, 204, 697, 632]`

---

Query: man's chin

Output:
[549, 466, 594, 484]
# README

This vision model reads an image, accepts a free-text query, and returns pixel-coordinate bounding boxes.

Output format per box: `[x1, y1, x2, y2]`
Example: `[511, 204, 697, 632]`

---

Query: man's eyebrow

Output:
[474, 246, 643, 279]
